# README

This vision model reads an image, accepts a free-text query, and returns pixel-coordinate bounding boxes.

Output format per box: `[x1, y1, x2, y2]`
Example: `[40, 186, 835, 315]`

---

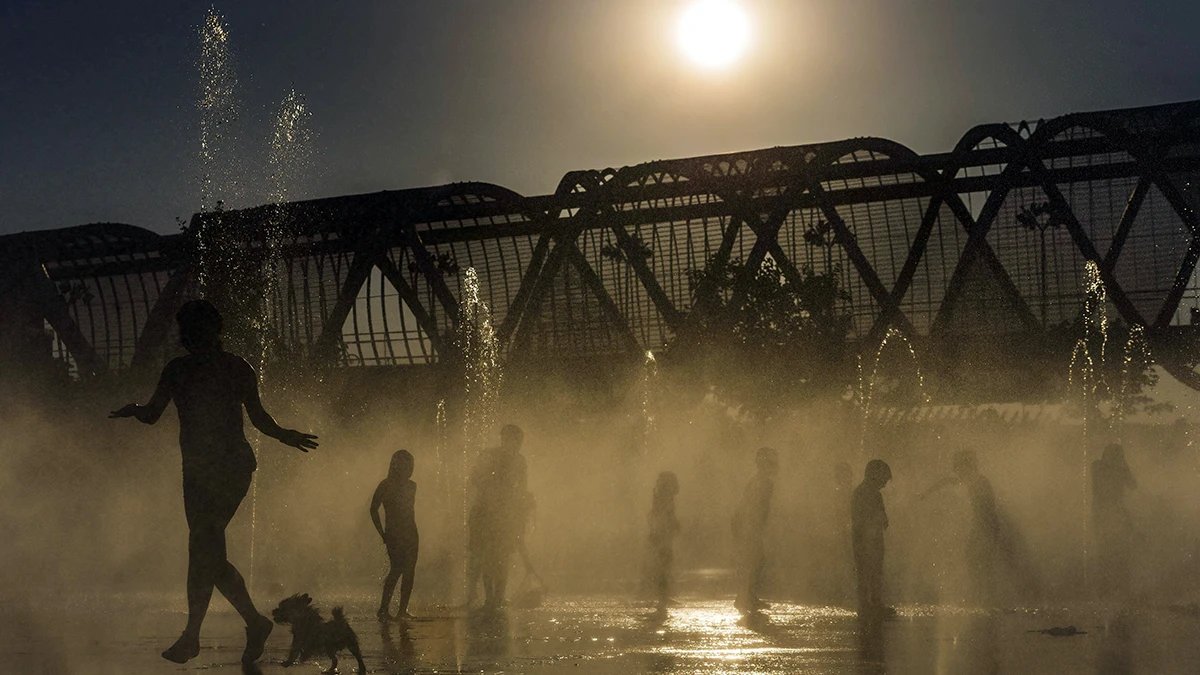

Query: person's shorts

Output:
[183, 468, 253, 531]
[386, 533, 419, 570]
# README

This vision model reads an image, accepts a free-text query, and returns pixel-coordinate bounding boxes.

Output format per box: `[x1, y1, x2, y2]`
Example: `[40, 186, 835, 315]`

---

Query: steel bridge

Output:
[5, 100, 1200, 389]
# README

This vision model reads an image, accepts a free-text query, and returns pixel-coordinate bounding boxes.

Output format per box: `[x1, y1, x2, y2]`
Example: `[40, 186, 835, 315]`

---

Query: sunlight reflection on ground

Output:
[3, 592, 1199, 674]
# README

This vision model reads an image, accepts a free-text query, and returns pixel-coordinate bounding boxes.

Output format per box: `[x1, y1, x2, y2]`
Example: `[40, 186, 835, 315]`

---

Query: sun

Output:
[676, 0, 752, 71]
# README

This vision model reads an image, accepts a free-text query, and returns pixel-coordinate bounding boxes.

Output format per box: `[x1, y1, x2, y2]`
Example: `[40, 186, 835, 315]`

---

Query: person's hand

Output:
[279, 429, 319, 452]
[109, 404, 140, 419]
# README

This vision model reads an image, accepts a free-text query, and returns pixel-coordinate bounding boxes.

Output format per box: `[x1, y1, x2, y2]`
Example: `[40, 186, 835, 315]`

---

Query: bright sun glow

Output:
[676, 0, 752, 70]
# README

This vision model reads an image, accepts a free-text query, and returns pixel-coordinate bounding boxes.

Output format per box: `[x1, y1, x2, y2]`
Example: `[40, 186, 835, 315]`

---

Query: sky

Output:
[2, 0, 1200, 236]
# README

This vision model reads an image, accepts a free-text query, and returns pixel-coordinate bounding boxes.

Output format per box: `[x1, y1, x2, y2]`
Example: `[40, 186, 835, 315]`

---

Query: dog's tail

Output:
[331, 606, 346, 622]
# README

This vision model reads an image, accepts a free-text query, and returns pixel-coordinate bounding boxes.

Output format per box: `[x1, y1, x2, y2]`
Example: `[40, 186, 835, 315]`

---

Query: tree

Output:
[663, 256, 853, 418]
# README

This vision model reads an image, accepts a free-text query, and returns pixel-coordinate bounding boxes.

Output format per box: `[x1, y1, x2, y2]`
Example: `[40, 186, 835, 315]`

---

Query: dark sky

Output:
[2, 0, 1199, 235]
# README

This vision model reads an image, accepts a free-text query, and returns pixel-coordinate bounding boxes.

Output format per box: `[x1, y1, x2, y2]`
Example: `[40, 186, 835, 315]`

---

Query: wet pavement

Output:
[4, 592, 1199, 674]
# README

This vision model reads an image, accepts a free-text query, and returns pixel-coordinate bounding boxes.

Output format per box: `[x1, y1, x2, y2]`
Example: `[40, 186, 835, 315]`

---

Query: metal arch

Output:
[917, 126, 1042, 334]
[934, 125, 1056, 334]
[310, 200, 400, 364]
[507, 170, 643, 359]
[1014, 117, 1150, 327]
[375, 256, 446, 355]
[591, 165, 694, 330]
[838, 136, 963, 345]
[797, 144, 918, 337]
[1063, 107, 1200, 328]
[9, 100, 1200, 386]
[307, 185, 516, 363]
[674, 139, 927, 342]
[980, 111, 1190, 331]
[928, 105, 1200, 338]
[498, 233, 553, 348]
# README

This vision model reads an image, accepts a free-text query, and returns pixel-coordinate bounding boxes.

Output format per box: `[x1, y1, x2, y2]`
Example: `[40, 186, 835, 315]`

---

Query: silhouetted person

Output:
[646, 471, 681, 617]
[372, 450, 419, 621]
[1092, 443, 1136, 597]
[466, 424, 529, 610]
[732, 447, 778, 615]
[110, 299, 318, 664]
[852, 460, 892, 620]
[923, 450, 1030, 604]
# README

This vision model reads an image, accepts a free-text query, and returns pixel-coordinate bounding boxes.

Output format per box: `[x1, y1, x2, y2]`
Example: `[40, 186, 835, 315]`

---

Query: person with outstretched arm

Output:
[111, 299, 318, 664]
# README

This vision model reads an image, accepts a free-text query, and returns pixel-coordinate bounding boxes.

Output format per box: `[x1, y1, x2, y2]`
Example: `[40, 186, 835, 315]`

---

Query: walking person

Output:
[110, 299, 318, 664]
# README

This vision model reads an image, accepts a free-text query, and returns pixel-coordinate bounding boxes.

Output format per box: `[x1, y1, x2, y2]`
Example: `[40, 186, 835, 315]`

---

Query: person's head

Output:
[177, 299, 223, 352]
[834, 461, 853, 489]
[1101, 443, 1126, 467]
[500, 424, 524, 452]
[654, 471, 679, 500]
[952, 450, 978, 478]
[389, 450, 414, 480]
[756, 447, 779, 477]
[864, 459, 892, 488]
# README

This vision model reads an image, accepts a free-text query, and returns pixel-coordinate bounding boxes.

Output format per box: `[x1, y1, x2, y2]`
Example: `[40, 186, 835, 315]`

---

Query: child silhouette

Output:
[371, 450, 419, 620]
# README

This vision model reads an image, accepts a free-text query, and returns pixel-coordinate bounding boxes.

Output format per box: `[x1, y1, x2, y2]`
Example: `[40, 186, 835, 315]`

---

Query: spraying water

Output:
[459, 267, 502, 455]
[1114, 324, 1151, 437]
[447, 267, 503, 605]
[858, 327, 929, 455]
[639, 350, 659, 455]
[1067, 259, 1116, 596]
[196, 7, 239, 291]
[261, 89, 313, 363]
[246, 89, 313, 586]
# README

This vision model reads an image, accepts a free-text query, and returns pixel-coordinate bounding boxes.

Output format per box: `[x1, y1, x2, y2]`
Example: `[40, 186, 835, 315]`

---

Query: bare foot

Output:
[161, 633, 200, 664]
[242, 615, 273, 664]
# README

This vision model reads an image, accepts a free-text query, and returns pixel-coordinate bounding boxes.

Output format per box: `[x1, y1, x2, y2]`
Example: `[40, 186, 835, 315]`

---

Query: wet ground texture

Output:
[4, 593, 1199, 674]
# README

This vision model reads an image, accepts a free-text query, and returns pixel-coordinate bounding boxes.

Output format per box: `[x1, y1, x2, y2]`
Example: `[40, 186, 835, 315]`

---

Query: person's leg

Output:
[380, 564, 401, 618]
[733, 539, 749, 611]
[162, 523, 220, 662]
[398, 560, 417, 616]
[206, 471, 271, 663]
[868, 553, 884, 610]
[481, 555, 496, 608]
[967, 533, 995, 606]
[163, 484, 219, 663]
[747, 539, 766, 607]
[492, 548, 513, 607]
[213, 558, 262, 624]
[854, 554, 869, 616]
[207, 473, 264, 626]
[654, 557, 669, 609]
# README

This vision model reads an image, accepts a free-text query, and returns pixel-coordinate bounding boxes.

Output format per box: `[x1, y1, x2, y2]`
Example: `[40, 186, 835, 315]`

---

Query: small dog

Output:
[271, 593, 366, 674]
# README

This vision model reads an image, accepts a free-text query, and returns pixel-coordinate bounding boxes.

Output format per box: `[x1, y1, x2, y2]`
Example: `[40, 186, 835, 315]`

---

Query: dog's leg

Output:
[349, 639, 367, 674]
[324, 651, 338, 674]
[283, 637, 301, 667]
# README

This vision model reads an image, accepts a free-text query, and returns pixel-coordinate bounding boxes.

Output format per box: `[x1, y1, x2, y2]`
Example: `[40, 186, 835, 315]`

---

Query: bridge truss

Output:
[4, 100, 1200, 389]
